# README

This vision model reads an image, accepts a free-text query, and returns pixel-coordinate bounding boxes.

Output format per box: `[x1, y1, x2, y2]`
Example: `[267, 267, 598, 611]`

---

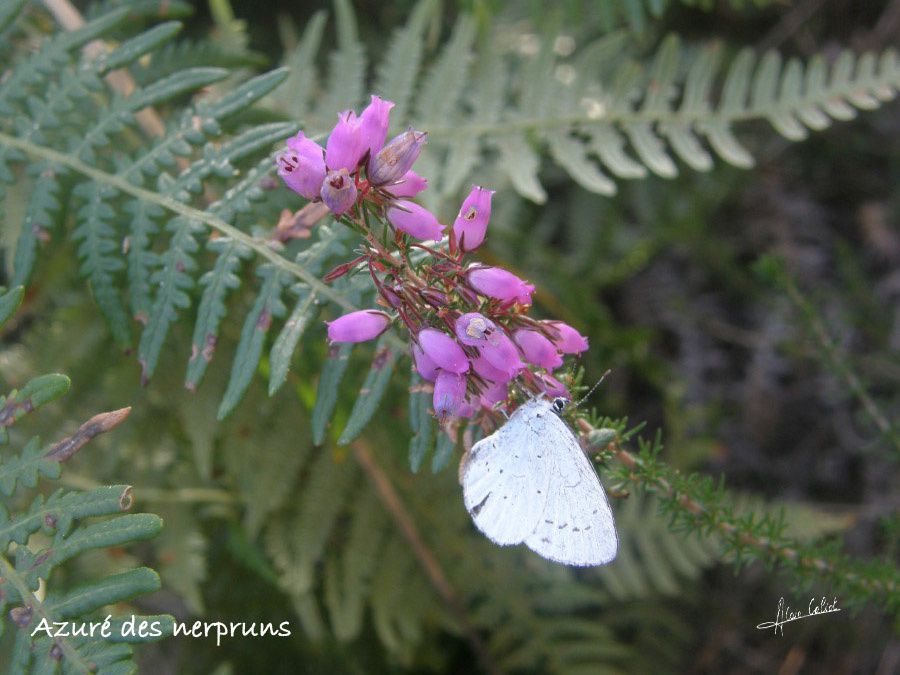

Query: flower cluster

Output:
[276, 95, 589, 420]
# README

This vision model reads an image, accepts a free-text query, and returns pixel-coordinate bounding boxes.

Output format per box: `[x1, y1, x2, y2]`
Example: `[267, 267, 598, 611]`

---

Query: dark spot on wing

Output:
[584, 526, 591, 531]
[540, 537, 551, 544]
[558, 523, 568, 530]
[544, 519, 553, 524]
[471, 493, 490, 516]
[572, 527, 581, 532]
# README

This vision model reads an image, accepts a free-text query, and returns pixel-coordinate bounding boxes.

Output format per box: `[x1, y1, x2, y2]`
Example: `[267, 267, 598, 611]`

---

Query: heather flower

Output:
[320, 169, 357, 215]
[455, 312, 497, 346]
[326, 310, 390, 343]
[277, 132, 326, 200]
[514, 329, 563, 369]
[412, 343, 439, 382]
[468, 266, 535, 306]
[479, 379, 509, 406]
[326, 110, 366, 172]
[385, 170, 428, 198]
[480, 331, 525, 377]
[472, 354, 513, 384]
[546, 321, 589, 354]
[358, 95, 394, 157]
[368, 128, 427, 186]
[453, 185, 494, 252]
[418, 328, 469, 374]
[386, 201, 443, 241]
[537, 371, 570, 398]
[433, 370, 467, 418]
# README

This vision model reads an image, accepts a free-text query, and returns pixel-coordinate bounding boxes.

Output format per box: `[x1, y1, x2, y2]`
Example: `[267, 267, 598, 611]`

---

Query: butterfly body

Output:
[461, 398, 618, 566]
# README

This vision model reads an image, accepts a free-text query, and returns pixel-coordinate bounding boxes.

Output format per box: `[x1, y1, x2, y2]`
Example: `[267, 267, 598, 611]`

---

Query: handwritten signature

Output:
[756, 596, 841, 635]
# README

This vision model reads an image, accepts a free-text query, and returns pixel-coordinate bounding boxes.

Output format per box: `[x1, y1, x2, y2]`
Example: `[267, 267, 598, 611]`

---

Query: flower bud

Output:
[277, 132, 326, 200]
[454, 312, 497, 347]
[385, 170, 428, 198]
[368, 128, 427, 186]
[513, 329, 563, 369]
[537, 371, 570, 398]
[326, 110, 365, 172]
[433, 370, 467, 418]
[453, 185, 494, 252]
[418, 328, 469, 374]
[412, 343, 439, 381]
[326, 310, 390, 343]
[467, 266, 534, 306]
[387, 201, 443, 241]
[480, 331, 524, 377]
[359, 95, 394, 157]
[320, 169, 357, 215]
[545, 321, 589, 354]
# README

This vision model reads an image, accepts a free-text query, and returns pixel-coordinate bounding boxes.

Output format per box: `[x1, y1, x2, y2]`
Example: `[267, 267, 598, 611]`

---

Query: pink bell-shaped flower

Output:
[384, 170, 428, 198]
[452, 185, 494, 252]
[277, 132, 326, 200]
[480, 331, 524, 377]
[387, 201, 443, 241]
[514, 329, 563, 369]
[412, 343, 439, 382]
[368, 128, 427, 186]
[545, 321, 589, 354]
[418, 328, 469, 374]
[325, 110, 366, 172]
[358, 95, 394, 158]
[433, 370, 467, 418]
[320, 169, 357, 215]
[326, 310, 390, 343]
[467, 266, 534, 306]
[454, 312, 497, 347]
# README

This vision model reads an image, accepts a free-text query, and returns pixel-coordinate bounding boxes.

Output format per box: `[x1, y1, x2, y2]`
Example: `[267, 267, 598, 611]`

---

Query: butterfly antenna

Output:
[574, 369, 611, 409]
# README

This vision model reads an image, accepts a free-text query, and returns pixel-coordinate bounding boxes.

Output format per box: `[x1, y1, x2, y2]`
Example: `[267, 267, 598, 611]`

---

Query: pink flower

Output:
[277, 132, 326, 200]
[453, 185, 494, 252]
[418, 328, 469, 374]
[480, 331, 524, 377]
[385, 170, 428, 198]
[412, 343, 439, 382]
[467, 266, 534, 306]
[472, 354, 512, 384]
[368, 128, 427, 186]
[479, 378, 508, 406]
[433, 370, 467, 418]
[545, 321, 589, 354]
[454, 312, 497, 347]
[320, 169, 357, 215]
[326, 110, 366, 172]
[387, 201, 443, 241]
[358, 95, 394, 158]
[514, 329, 563, 369]
[326, 310, 390, 343]
[537, 371, 570, 398]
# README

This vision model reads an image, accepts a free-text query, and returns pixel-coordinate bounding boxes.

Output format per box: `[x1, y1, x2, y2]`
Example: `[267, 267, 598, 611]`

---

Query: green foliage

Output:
[0, 287, 169, 672]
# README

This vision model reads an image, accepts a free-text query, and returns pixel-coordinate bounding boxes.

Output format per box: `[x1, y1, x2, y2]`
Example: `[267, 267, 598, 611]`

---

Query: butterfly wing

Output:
[523, 409, 618, 566]
[461, 401, 552, 545]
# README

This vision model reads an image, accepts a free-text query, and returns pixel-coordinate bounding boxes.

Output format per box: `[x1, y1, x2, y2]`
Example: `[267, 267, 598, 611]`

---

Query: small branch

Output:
[352, 441, 501, 675]
[45, 407, 131, 462]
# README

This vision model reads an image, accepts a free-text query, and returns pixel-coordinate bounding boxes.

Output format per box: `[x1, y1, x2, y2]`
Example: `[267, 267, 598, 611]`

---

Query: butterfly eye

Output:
[552, 397, 568, 414]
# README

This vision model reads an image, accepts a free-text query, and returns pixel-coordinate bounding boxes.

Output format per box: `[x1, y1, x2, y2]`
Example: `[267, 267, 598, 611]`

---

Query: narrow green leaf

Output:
[0, 286, 24, 328]
[44, 567, 161, 621]
[431, 428, 455, 473]
[407, 372, 433, 473]
[500, 135, 547, 203]
[218, 266, 288, 419]
[101, 22, 183, 72]
[338, 341, 398, 445]
[268, 291, 318, 396]
[312, 343, 354, 445]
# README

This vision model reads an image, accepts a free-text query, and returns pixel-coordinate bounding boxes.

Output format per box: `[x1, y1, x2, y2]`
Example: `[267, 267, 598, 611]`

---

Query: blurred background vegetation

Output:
[0, 0, 898, 672]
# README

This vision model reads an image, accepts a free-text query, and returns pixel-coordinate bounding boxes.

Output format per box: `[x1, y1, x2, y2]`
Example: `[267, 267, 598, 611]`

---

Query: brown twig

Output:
[45, 407, 131, 462]
[352, 441, 501, 675]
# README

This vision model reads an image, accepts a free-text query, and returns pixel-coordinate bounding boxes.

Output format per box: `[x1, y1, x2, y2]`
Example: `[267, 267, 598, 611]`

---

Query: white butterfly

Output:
[460, 397, 618, 566]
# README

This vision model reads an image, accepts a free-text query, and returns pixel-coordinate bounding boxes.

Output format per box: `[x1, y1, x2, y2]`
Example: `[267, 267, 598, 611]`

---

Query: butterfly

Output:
[460, 396, 618, 566]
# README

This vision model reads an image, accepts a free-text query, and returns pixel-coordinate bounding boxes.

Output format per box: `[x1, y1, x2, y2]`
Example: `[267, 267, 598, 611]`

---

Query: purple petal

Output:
[433, 370, 467, 418]
[368, 128, 427, 185]
[277, 132, 326, 200]
[385, 170, 428, 198]
[480, 331, 524, 377]
[454, 312, 497, 346]
[472, 354, 512, 384]
[326, 110, 365, 172]
[326, 310, 390, 343]
[546, 321, 589, 354]
[412, 343, 439, 381]
[479, 378, 509, 406]
[418, 328, 469, 374]
[514, 329, 563, 369]
[320, 169, 357, 215]
[452, 185, 494, 252]
[387, 201, 444, 241]
[538, 371, 570, 398]
[467, 266, 534, 306]
[359, 95, 394, 157]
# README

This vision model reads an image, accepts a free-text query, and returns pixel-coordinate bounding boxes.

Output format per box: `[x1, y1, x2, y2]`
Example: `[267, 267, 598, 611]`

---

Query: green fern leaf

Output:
[311, 343, 354, 445]
[337, 339, 398, 445]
